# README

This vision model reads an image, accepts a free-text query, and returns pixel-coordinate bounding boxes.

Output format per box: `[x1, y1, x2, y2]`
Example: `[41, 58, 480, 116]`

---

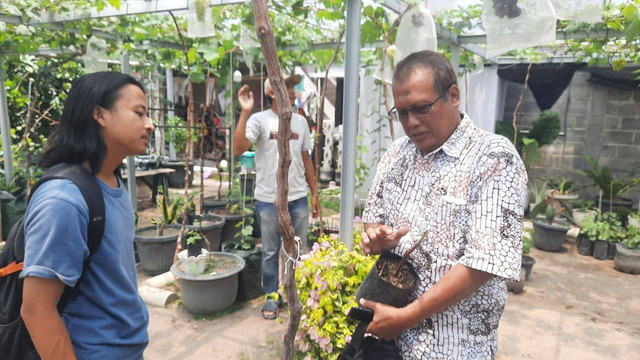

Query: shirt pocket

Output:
[432, 196, 470, 260]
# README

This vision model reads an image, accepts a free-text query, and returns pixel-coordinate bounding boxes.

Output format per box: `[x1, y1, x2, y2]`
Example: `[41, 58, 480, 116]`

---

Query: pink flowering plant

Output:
[293, 232, 376, 359]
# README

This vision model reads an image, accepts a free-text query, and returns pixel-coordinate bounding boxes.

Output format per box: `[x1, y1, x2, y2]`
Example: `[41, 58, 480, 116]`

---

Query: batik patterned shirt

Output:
[363, 114, 528, 359]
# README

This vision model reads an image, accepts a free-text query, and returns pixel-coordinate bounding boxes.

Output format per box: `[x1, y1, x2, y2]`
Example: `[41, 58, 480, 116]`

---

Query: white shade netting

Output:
[482, 0, 557, 58]
[394, 4, 438, 67]
[83, 36, 108, 73]
[551, 0, 604, 23]
[428, 0, 460, 17]
[188, 0, 215, 38]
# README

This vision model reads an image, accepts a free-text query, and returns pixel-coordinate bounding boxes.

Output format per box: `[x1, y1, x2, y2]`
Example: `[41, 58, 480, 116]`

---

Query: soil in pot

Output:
[614, 244, 640, 274]
[521, 255, 536, 281]
[221, 242, 262, 302]
[593, 240, 609, 260]
[355, 252, 418, 308]
[576, 234, 594, 256]
[532, 220, 570, 252]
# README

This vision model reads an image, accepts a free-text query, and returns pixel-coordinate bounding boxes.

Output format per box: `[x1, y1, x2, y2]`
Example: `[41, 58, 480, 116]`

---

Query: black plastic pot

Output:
[202, 197, 232, 213]
[355, 252, 418, 308]
[134, 225, 182, 275]
[187, 240, 203, 258]
[576, 234, 594, 256]
[186, 214, 225, 251]
[593, 240, 609, 260]
[607, 242, 617, 260]
[595, 196, 634, 213]
[221, 242, 263, 302]
[162, 161, 194, 188]
[532, 219, 570, 252]
[521, 255, 536, 281]
[239, 173, 255, 199]
[209, 208, 254, 245]
[0, 190, 26, 240]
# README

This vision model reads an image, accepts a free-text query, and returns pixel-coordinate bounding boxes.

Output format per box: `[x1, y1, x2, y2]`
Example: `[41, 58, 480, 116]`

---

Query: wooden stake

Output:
[253, 1, 301, 359]
[393, 229, 428, 278]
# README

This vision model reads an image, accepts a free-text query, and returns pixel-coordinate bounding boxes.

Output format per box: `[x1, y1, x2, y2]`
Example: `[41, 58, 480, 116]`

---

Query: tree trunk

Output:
[253, 1, 301, 359]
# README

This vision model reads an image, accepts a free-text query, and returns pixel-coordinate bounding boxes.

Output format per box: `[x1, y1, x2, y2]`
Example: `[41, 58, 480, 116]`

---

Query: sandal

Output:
[262, 298, 279, 320]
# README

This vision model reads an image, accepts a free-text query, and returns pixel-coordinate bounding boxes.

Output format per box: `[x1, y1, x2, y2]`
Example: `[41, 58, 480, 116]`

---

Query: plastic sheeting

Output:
[428, 0, 459, 17]
[458, 67, 504, 134]
[188, 0, 215, 38]
[83, 36, 108, 73]
[552, 0, 604, 22]
[394, 4, 437, 67]
[482, 0, 557, 58]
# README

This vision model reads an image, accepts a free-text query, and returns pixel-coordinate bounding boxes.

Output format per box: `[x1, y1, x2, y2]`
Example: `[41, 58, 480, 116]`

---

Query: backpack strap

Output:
[25, 163, 105, 313]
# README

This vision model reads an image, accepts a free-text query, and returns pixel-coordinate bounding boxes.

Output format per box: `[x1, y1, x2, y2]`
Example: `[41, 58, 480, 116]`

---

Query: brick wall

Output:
[502, 70, 640, 205]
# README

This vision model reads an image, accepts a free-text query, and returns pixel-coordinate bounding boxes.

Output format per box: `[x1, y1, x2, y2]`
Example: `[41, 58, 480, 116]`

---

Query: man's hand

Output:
[311, 194, 321, 219]
[360, 225, 409, 255]
[360, 298, 415, 341]
[238, 85, 254, 113]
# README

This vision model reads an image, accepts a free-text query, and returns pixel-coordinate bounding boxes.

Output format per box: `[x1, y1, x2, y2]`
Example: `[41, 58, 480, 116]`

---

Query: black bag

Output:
[0, 164, 106, 360]
[339, 307, 403, 360]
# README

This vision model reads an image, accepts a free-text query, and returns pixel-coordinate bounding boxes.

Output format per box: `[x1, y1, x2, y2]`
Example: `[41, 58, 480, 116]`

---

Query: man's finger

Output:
[359, 298, 378, 311]
[391, 227, 410, 241]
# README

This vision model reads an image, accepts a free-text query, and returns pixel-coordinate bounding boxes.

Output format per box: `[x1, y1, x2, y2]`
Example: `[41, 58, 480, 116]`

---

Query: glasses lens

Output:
[414, 103, 432, 115]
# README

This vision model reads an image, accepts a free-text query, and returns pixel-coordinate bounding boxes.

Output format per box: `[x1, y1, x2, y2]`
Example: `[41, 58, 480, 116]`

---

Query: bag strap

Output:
[24, 163, 106, 313]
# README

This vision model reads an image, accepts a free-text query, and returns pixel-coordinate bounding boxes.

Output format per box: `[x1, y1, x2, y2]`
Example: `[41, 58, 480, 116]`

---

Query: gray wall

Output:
[502, 70, 640, 205]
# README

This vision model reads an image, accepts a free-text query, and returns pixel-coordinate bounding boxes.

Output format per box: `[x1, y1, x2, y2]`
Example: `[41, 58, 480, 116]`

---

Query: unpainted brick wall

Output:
[501, 70, 640, 207]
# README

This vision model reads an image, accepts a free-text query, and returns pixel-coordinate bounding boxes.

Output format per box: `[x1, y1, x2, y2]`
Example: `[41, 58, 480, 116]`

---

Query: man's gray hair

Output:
[393, 50, 457, 96]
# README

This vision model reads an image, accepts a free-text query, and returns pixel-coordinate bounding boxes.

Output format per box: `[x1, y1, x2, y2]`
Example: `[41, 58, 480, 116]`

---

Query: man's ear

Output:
[448, 84, 460, 108]
[93, 106, 107, 127]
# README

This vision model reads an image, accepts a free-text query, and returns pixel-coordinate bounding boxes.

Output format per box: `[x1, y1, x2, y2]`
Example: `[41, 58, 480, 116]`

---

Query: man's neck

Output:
[95, 154, 122, 188]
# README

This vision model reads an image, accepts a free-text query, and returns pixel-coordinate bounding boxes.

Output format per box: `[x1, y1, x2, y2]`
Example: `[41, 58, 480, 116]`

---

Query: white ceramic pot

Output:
[178, 249, 209, 275]
[573, 209, 597, 228]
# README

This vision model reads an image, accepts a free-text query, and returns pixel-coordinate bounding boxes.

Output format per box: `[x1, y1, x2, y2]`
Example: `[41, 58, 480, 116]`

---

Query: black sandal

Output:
[262, 298, 279, 320]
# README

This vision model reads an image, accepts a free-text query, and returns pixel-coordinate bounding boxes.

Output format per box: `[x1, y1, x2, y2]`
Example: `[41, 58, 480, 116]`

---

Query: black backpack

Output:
[0, 163, 105, 360]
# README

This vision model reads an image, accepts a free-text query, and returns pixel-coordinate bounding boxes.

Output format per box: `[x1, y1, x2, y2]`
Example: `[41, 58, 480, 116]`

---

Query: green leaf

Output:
[108, 0, 122, 10]
[198, 43, 220, 62]
[522, 137, 542, 168]
[622, 4, 638, 23]
[187, 47, 198, 64]
[528, 110, 560, 147]
[625, 18, 640, 43]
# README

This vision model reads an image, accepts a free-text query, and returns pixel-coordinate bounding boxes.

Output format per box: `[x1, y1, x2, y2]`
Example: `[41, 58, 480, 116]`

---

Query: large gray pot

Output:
[614, 244, 640, 274]
[532, 219, 570, 252]
[171, 252, 245, 315]
[135, 225, 181, 275]
[186, 214, 225, 251]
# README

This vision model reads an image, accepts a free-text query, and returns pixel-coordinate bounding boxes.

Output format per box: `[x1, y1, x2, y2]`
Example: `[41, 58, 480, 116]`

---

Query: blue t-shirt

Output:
[20, 178, 149, 359]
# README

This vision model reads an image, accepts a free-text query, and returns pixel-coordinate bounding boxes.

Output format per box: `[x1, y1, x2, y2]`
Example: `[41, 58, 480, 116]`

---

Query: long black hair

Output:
[39, 72, 145, 174]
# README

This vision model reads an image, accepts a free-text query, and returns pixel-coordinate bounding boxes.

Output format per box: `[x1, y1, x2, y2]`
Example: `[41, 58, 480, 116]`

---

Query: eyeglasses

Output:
[388, 87, 451, 123]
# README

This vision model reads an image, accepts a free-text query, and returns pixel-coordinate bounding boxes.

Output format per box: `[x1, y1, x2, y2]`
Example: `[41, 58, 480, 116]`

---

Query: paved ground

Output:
[139, 174, 640, 359]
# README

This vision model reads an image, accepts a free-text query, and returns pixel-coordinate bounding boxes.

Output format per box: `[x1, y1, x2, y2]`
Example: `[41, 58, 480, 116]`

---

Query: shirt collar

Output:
[414, 113, 473, 159]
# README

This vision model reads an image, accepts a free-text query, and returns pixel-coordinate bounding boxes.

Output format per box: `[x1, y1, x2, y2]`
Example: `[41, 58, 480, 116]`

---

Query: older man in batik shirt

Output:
[359, 51, 528, 359]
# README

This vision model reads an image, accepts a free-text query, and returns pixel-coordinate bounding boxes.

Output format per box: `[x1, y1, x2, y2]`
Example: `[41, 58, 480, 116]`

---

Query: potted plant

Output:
[629, 211, 640, 229]
[528, 179, 549, 215]
[581, 212, 625, 260]
[530, 193, 571, 252]
[178, 230, 208, 275]
[221, 215, 262, 302]
[576, 156, 639, 213]
[210, 200, 254, 245]
[134, 196, 182, 275]
[571, 200, 597, 228]
[547, 177, 579, 209]
[171, 252, 245, 315]
[186, 214, 225, 251]
[521, 230, 536, 281]
[614, 226, 640, 274]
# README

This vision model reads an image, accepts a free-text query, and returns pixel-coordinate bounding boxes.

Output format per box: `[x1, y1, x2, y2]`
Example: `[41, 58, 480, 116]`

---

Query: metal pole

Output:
[121, 54, 137, 212]
[165, 67, 176, 160]
[0, 57, 13, 184]
[339, 0, 362, 250]
[229, 52, 234, 192]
